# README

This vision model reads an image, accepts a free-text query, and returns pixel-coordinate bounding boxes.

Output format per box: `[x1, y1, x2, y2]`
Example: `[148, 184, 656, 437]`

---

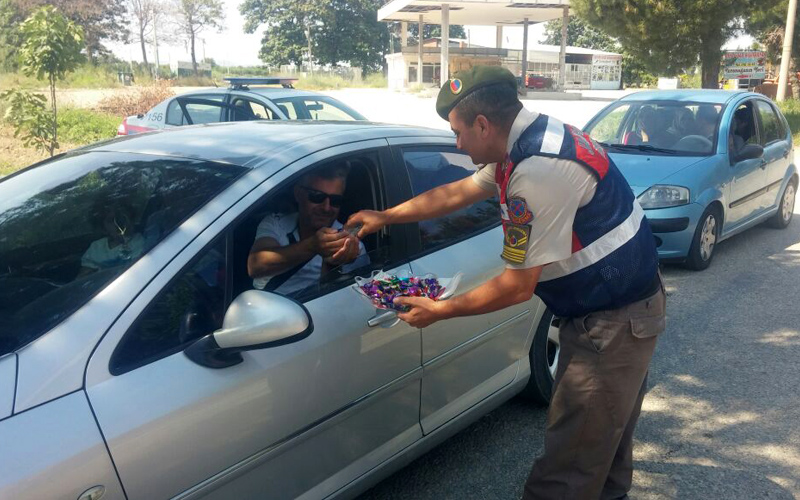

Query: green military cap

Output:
[436, 65, 518, 121]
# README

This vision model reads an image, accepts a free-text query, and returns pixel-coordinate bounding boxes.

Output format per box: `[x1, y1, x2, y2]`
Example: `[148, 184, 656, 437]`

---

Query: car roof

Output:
[619, 89, 753, 104]
[79, 121, 452, 168]
[176, 87, 328, 99]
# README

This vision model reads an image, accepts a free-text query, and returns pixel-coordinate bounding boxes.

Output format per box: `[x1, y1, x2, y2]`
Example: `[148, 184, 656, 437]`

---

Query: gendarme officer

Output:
[347, 65, 665, 500]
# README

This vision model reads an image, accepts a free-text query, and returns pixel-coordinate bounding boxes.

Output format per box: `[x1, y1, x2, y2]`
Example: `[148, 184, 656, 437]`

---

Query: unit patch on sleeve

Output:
[507, 197, 534, 225]
[501, 223, 532, 264]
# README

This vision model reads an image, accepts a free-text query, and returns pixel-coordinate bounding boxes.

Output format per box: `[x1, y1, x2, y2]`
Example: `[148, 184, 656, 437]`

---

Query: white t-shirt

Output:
[472, 108, 598, 269]
[81, 233, 146, 270]
[252, 212, 369, 295]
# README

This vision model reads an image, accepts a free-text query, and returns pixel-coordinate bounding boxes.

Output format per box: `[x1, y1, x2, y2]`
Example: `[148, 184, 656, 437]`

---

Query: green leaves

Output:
[241, 0, 390, 73]
[0, 89, 57, 154]
[19, 6, 85, 82]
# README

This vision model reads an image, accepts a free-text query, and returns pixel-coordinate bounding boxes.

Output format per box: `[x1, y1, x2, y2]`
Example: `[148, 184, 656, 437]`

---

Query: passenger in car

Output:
[695, 105, 719, 140]
[80, 202, 146, 276]
[248, 163, 369, 296]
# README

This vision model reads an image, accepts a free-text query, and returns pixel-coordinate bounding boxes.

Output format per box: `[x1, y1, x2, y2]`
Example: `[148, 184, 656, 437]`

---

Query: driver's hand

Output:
[314, 228, 348, 258]
[324, 235, 359, 265]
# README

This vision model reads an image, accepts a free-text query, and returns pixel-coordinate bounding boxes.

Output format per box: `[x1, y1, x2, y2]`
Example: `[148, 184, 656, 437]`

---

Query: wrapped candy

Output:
[353, 270, 463, 312]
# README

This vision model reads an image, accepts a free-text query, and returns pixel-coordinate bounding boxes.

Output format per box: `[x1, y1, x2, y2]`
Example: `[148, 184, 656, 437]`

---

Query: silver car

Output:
[117, 78, 366, 136]
[0, 121, 558, 500]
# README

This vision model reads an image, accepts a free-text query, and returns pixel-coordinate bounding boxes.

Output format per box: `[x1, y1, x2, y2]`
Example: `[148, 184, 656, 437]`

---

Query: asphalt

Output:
[358, 198, 800, 499]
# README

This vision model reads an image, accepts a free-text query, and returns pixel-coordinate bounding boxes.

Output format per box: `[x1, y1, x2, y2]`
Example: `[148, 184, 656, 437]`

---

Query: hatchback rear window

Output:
[0, 152, 246, 356]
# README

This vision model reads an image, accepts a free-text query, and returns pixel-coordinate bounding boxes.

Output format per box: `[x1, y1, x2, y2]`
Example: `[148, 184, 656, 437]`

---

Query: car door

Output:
[228, 95, 281, 122]
[389, 138, 539, 434]
[727, 99, 768, 226]
[85, 142, 422, 500]
[754, 99, 793, 210]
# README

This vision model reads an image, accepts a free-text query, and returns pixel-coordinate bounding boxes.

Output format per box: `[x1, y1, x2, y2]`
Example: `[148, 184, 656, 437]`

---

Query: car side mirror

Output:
[734, 144, 764, 163]
[184, 290, 313, 368]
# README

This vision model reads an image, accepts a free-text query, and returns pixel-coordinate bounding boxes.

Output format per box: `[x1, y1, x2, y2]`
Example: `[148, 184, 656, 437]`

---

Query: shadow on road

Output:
[360, 217, 800, 499]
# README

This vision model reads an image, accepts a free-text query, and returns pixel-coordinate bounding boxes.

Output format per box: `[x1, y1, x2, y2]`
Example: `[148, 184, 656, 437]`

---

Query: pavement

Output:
[319, 91, 800, 499]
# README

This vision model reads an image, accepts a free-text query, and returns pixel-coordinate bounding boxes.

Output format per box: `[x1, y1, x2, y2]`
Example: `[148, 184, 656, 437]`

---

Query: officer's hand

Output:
[314, 228, 348, 258]
[324, 235, 359, 266]
[394, 296, 445, 328]
[345, 210, 389, 239]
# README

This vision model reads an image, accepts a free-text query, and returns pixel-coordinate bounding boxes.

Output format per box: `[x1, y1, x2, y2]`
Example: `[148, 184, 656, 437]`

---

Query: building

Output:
[385, 40, 622, 90]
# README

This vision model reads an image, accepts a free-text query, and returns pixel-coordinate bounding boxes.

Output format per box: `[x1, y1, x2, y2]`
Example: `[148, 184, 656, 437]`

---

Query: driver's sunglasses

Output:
[300, 186, 344, 208]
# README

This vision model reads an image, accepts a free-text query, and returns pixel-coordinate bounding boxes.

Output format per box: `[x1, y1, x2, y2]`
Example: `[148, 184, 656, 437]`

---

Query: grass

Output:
[57, 108, 120, 144]
[777, 99, 800, 144]
[0, 108, 119, 176]
[295, 73, 387, 91]
[0, 65, 122, 90]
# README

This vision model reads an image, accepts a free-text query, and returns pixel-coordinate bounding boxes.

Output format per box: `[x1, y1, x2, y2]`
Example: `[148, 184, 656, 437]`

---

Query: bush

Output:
[364, 73, 387, 88]
[57, 108, 119, 144]
[97, 80, 175, 117]
[777, 99, 800, 143]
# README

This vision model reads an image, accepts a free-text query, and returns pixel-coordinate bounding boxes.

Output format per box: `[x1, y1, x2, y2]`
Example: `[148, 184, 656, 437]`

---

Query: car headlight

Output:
[637, 185, 690, 209]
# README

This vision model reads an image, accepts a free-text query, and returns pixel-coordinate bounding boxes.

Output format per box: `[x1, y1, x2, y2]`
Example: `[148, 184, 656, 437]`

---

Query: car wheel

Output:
[521, 308, 559, 405]
[767, 180, 796, 229]
[685, 205, 721, 271]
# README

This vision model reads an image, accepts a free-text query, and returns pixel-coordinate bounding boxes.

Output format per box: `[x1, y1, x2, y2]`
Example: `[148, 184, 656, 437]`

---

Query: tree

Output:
[405, 22, 466, 44]
[172, 0, 224, 75]
[14, 0, 127, 63]
[128, 0, 156, 66]
[541, 16, 617, 52]
[0, 0, 25, 71]
[574, 0, 762, 88]
[745, 0, 800, 98]
[17, 6, 84, 156]
[241, 0, 398, 74]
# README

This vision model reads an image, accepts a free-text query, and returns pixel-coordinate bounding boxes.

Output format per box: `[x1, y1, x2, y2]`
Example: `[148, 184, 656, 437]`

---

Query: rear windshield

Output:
[0, 152, 246, 356]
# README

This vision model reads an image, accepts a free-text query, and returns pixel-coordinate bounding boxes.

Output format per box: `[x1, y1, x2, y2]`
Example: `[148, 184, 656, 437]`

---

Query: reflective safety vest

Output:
[500, 113, 659, 318]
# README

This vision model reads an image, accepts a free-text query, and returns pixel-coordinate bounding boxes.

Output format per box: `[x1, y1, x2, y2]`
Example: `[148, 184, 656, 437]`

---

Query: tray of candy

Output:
[352, 270, 463, 312]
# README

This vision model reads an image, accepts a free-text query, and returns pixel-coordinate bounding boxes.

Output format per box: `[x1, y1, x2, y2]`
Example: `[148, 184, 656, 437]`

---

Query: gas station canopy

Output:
[378, 0, 570, 26]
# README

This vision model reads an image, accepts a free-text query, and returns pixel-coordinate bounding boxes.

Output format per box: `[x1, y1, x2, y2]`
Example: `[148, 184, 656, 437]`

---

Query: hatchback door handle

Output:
[760, 159, 768, 169]
[368, 310, 398, 327]
[783, 149, 790, 158]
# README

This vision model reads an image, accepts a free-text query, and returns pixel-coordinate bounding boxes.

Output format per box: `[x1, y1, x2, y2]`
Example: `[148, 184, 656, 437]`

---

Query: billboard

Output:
[723, 51, 766, 79]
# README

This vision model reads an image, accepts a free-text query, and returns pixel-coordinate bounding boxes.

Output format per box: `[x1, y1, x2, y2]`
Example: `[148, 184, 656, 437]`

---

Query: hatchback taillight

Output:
[117, 119, 128, 136]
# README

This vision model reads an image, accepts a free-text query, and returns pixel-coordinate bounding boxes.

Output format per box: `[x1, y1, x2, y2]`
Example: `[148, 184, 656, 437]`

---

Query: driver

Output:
[695, 105, 719, 141]
[248, 163, 369, 296]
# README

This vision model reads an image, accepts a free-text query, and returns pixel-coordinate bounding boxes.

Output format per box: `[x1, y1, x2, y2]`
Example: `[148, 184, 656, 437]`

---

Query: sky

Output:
[110, 0, 755, 70]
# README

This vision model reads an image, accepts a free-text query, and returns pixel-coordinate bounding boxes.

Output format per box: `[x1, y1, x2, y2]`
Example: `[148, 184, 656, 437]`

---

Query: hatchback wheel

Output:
[521, 309, 559, 405]
[685, 206, 720, 271]
[767, 180, 796, 229]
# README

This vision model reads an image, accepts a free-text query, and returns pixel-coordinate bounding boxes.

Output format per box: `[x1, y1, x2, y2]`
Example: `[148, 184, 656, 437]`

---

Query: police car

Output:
[117, 77, 367, 135]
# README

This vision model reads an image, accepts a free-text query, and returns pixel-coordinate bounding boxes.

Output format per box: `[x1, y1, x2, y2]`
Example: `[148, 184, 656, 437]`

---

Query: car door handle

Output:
[760, 159, 768, 169]
[368, 310, 398, 327]
[783, 149, 790, 158]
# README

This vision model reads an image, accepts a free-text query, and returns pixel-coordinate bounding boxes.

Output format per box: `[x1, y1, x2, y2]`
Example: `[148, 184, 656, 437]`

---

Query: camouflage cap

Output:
[435, 65, 518, 121]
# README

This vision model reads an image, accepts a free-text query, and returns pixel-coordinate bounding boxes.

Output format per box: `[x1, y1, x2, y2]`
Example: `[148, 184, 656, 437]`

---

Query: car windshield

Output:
[586, 101, 723, 156]
[0, 152, 246, 356]
[271, 96, 365, 121]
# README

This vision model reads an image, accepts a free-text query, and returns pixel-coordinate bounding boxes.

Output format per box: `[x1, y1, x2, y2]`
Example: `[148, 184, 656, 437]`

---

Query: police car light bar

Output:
[223, 77, 298, 89]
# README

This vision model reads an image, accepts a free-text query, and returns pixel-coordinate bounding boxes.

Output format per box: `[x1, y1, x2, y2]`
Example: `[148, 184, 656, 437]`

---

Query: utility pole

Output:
[306, 25, 313, 75]
[776, 0, 797, 102]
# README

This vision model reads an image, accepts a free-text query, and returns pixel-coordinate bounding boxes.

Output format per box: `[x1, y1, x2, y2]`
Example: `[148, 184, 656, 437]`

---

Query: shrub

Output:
[97, 80, 175, 117]
[57, 108, 119, 144]
[0, 88, 54, 153]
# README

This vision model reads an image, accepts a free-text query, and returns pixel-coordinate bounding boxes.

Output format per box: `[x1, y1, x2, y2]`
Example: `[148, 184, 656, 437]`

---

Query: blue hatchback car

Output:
[584, 90, 796, 270]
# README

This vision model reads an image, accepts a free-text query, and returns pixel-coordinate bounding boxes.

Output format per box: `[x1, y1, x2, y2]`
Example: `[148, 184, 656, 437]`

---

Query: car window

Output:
[272, 96, 364, 121]
[588, 104, 631, 144]
[0, 152, 246, 357]
[755, 100, 781, 145]
[728, 102, 759, 154]
[230, 97, 275, 121]
[239, 151, 390, 304]
[166, 95, 225, 126]
[586, 101, 721, 155]
[403, 148, 500, 252]
[110, 237, 227, 374]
